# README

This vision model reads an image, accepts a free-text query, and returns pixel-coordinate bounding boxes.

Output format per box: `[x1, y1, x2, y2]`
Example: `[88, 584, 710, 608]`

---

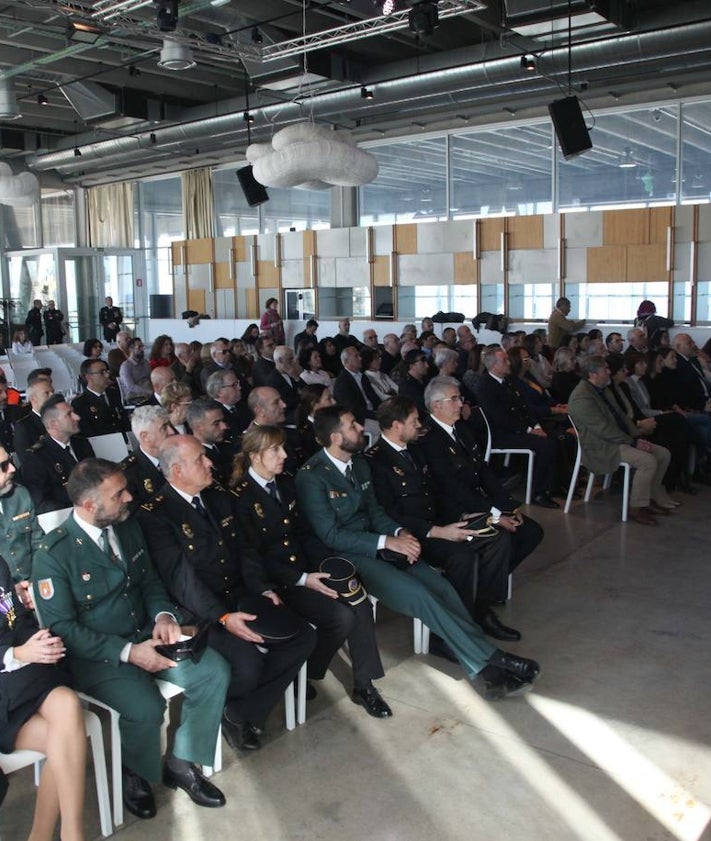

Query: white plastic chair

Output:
[88, 433, 130, 462]
[37, 507, 73, 534]
[0, 709, 113, 837]
[478, 408, 535, 505]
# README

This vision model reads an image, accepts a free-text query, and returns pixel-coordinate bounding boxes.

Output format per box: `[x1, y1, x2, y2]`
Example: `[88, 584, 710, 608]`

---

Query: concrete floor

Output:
[3, 482, 711, 841]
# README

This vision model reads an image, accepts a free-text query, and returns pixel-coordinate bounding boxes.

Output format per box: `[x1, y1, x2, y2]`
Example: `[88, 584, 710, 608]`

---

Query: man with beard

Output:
[32, 458, 230, 819]
[119, 338, 152, 402]
[186, 398, 233, 486]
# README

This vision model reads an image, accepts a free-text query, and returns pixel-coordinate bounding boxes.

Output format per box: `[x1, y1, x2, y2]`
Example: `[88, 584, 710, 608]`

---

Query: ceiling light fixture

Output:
[0, 78, 21, 120]
[382, 0, 395, 14]
[37, 93, 48, 106]
[157, 39, 196, 70]
[360, 86, 374, 99]
[67, 19, 103, 43]
[74, 147, 82, 157]
[520, 55, 536, 72]
[155, 0, 179, 32]
[243, 111, 255, 123]
[619, 146, 637, 168]
[408, 1, 439, 36]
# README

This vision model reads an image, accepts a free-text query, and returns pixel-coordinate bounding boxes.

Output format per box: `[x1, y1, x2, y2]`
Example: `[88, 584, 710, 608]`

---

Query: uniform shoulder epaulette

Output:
[301, 463, 312, 471]
[141, 494, 165, 512]
[29, 438, 46, 453]
[230, 480, 250, 498]
[122, 453, 137, 467]
[40, 526, 70, 550]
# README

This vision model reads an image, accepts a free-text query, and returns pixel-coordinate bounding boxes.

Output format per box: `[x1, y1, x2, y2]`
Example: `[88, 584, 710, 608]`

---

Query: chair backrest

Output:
[88, 433, 129, 463]
[37, 507, 73, 534]
[477, 406, 493, 462]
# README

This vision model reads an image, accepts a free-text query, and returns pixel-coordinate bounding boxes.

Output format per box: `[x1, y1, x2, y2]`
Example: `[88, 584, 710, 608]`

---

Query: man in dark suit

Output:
[266, 346, 301, 426]
[13, 377, 54, 463]
[43, 300, 65, 345]
[418, 376, 544, 574]
[251, 336, 277, 387]
[367, 396, 519, 641]
[205, 369, 251, 450]
[99, 296, 122, 342]
[380, 334, 401, 376]
[21, 395, 94, 513]
[25, 299, 44, 346]
[247, 387, 303, 472]
[122, 406, 176, 508]
[140, 435, 315, 751]
[72, 359, 128, 437]
[186, 398, 234, 485]
[33, 458, 229, 819]
[476, 347, 559, 508]
[293, 319, 319, 353]
[334, 346, 381, 429]
[295, 404, 541, 700]
[397, 349, 430, 419]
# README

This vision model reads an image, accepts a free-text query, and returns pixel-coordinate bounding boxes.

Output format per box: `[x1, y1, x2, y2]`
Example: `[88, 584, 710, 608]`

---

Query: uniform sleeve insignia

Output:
[90, 406, 98, 414]
[143, 478, 154, 493]
[182, 523, 194, 538]
[392, 466, 404, 476]
[254, 502, 265, 519]
[12, 511, 30, 521]
[38, 578, 55, 600]
[220, 516, 232, 527]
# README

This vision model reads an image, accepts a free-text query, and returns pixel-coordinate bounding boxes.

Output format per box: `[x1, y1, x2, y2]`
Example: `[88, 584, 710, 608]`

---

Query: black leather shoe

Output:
[122, 767, 156, 820]
[532, 492, 560, 509]
[477, 610, 521, 642]
[162, 763, 225, 808]
[488, 650, 540, 683]
[351, 686, 393, 718]
[484, 673, 533, 701]
[222, 712, 261, 752]
[428, 635, 459, 663]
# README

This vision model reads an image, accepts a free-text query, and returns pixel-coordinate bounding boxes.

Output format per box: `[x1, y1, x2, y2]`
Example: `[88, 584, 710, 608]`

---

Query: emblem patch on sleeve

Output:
[38, 578, 55, 600]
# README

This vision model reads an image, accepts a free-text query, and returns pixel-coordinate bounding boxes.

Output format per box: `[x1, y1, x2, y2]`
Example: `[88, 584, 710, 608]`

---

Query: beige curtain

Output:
[87, 182, 134, 247]
[182, 168, 214, 240]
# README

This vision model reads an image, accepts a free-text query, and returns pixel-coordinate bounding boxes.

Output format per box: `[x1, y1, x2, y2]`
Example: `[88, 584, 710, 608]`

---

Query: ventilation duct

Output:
[158, 39, 196, 71]
[0, 163, 39, 207]
[59, 81, 174, 128]
[0, 79, 21, 121]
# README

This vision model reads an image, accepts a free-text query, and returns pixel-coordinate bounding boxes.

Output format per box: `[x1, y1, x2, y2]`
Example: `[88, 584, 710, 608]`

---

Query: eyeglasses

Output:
[437, 394, 464, 403]
[0, 458, 12, 473]
[221, 382, 239, 389]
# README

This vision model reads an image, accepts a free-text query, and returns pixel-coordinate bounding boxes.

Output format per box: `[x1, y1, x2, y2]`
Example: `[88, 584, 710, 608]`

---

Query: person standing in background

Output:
[260, 298, 285, 346]
[44, 300, 66, 345]
[99, 296, 122, 343]
[25, 299, 44, 346]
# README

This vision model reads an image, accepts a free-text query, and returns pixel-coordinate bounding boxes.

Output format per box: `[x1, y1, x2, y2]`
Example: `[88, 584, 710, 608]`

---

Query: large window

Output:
[680, 101, 711, 205]
[261, 186, 330, 233]
[41, 189, 75, 247]
[567, 282, 669, 321]
[138, 176, 183, 297]
[397, 285, 477, 320]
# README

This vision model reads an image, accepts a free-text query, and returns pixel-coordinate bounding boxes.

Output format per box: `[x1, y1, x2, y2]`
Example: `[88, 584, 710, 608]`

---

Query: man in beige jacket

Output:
[547, 297, 585, 348]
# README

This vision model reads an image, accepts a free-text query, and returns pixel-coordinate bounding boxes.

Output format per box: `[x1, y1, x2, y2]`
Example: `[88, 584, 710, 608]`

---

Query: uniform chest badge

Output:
[392, 466, 404, 476]
[38, 578, 55, 600]
[81, 572, 91, 581]
[54, 462, 64, 474]
[182, 523, 194, 538]
[0, 588, 16, 628]
[254, 503, 265, 519]
[143, 478, 154, 494]
[90, 406, 98, 414]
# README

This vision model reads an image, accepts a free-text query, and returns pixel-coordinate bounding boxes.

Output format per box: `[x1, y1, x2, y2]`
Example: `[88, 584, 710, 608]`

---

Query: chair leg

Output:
[108, 710, 123, 827]
[524, 453, 534, 505]
[84, 711, 113, 838]
[584, 472, 595, 502]
[284, 682, 296, 732]
[602, 472, 613, 490]
[421, 624, 430, 655]
[413, 618, 422, 654]
[507, 573, 513, 600]
[621, 463, 630, 522]
[296, 661, 308, 726]
[564, 454, 581, 514]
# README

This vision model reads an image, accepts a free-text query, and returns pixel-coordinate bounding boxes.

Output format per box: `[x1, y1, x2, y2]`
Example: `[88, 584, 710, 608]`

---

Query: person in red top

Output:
[148, 334, 177, 370]
[260, 298, 285, 346]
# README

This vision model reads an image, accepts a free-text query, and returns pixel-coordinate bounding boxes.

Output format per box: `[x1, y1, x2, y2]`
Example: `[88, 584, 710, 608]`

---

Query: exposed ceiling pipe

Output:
[28, 20, 711, 174]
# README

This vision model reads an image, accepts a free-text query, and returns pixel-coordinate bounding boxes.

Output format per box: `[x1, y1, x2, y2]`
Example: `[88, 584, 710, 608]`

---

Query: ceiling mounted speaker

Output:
[158, 39, 196, 71]
[237, 165, 269, 207]
[548, 96, 592, 159]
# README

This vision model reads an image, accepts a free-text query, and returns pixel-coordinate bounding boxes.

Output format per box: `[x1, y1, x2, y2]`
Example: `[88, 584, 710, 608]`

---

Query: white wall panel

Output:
[565, 247, 587, 283]
[318, 257, 336, 287]
[349, 228, 367, 257]
[256, 233, 275, 261]
[672, 241, 691, 282]
[315, 228, 350, 257]
[282, 231, 304, 260]
[216, 289, 235, 318]
[508, 248, 557, 284]
[674, 205, 695, 243]
[214, 237, 232, 263]
[698, 205, 711, 243]
[697, 242, 711, 280]
[282, 260, 305, 287]
[564, 210, 603, 247]
[399, 253, 453, 286]
[543, 213, 559, 249]
[236, 261, 255, 289]
[373, 225, 393, 256]
[335, 257, 369, 287]
[480, 250, 504, 284]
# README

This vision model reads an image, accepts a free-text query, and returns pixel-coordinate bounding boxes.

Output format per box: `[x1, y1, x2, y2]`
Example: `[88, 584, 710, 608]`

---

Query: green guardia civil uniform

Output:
[0, 483, 43, 582]
[295, 451, 497, 678]
[32, 514, 230, 782]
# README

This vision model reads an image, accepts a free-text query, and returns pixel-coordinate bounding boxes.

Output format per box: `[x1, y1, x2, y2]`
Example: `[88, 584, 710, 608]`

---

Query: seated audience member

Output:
[72, 358, 128, 437]
[418, 377, 544, 572]
[229, 339, 252, 381]
[298, 346, 333, 391]
[11, 328, 33, 355]
[649, 328, 670, 352]
[587, 328, 603, 342]
[82, 338, 104, 360]
[296, 384, 335, 463]
[140, 435, 315, 750]
[522, 334, 553, 389]
[248, 386, 303, 471]
[397, 348, 430, 420]
[362, 328, 379, 350]
[293, 319, 319, 354]
[232, 426, 390, 716]
[199, 338, 233, 393]
[266, 346, 301, 426]
[148, 334, 176, 370]
[240, 323, 260, 355]
[295, 405, 540, 700]
[12, 377, 54, 462]
[421, 316, 435, 334]
[161, 380, 193, 434]
[108, 331, 132, 379]
[500, 333, 519, 351]
[170, 342, 201, 397]
[625, 328, 648, 357]
[442, 327, 457, 348]
[334, 346, 381, 433]
[206, 369, 251, 449]
[433, 346, 459, 379]
[149, 365, 176, 407]
[558, 333, 578, 353]
[550, 347, 580, 404]
[476, 347, 560, 508]
[0, 552, 87, 841]
[568, 356, 677, 526]
[33, 458, 230, 819]
[419, 331, 437, 359]
[331, 318, 361, 356]
[400, 323, 418, 343]
[186, 397, 233, 486]
[119, 338, 152, 402]
[318, 337, 341, 377]
[605, 332, 624, 358]
[22, 395, 94, 513]
[362, 346, 398, 403]
[380, 334, 401, 376]
[122, 406, 176, 507]
[507, 347, 569, 424]
[0, 379, 14, 456]
[575, 333, 589, 355]
[461, 345, 485, 402]
[251, 336, 277, 387]
[367, 397, 518, 642]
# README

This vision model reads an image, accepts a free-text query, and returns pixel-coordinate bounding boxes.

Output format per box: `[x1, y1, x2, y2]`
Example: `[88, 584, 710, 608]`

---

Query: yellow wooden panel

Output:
[188, 288, 206, 312]
[453, 252, 479, 284]
[373, 255, 391, 287]
[626, 244, 668, 282]
[508, 216, 544, 250]
[303, 230, 316, 288]
[186, 237, 214, 264]
[587, 246, 627, 282]
[257, 260, 280, 287]
[214, 262, 233, 289]
[480, 218, 506, 251]
[604, 209, 647, 245]
[232, 236, 249, 262]
[649, 206, 673, 244]
[172, 241, 186, 266]
[394, 223, 417, 254]
[245, 288, 258, 319]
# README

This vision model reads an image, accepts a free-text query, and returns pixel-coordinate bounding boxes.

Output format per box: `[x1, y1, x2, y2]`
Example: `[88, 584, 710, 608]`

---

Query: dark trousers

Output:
[509, 515, 544, 573]
[207, 621, 316, 729]
[282, 587, 384, 688]
[493, 431, 556, 495]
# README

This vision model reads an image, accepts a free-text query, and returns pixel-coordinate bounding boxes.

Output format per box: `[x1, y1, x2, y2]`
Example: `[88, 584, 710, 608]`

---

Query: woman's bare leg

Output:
[15, 687, 86, 841]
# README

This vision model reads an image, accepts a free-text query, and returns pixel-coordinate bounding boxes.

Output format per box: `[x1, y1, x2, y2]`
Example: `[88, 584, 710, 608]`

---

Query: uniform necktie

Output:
[345, 464, 355, 486]
[265, 480, 280, 502]
[192, 496, 208, 518]
[100, 528, 122, 565]
[401, 448, 415, 468]
[66, 443, 78, 462]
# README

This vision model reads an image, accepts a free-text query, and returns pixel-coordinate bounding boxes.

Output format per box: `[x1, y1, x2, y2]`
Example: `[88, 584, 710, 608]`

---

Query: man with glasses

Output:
[206, 369, 251, 450]
[72, 358, 128, 436]
[334, 346, 381, 435]
[251, 336, 276, 387]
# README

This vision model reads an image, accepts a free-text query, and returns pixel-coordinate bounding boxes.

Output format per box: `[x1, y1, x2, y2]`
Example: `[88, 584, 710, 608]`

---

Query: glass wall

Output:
[138, 175, 183, 298]
[680, 101, 711, 204]
[567, 282, 669, 321]
[397, 285, 477, 320]
[41, 189, 76, 247]
[213, 169, 258, 236]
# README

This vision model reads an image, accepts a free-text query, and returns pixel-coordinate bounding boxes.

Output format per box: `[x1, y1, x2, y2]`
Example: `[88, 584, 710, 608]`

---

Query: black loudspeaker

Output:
[237, 165, 269, 207]
[548, 96, 593, 159]
[149, 294, 173, 318]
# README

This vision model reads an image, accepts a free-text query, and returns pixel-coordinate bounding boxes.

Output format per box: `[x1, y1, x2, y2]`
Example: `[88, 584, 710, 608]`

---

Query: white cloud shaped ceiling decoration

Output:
[247, 122, 378, 191]
[0, 163, 39, 207]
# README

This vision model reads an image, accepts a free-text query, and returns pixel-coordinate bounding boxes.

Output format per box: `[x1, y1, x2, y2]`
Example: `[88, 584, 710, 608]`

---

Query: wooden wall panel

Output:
[232, 236, 249, 262]
[172, 241, 185, 266]
[626, 244, 667, 282]
[508, 216, 544, 250]
[186, 237, 214, 264]
[587, 246, 627, 282]
[480, 218, 505, 251]
[604, 209, 648, 245]
[245, 288, 258, 319]
[257, 260, 280, 287]
[394, 224, 417, 255]
[187, 288, 206, 312]
[372, 255, 391, 286]
[649, 207, 673, 244]
[303, 230, 316, 288]
[214, 263, 233, 289]
[453, 252, 478, 284]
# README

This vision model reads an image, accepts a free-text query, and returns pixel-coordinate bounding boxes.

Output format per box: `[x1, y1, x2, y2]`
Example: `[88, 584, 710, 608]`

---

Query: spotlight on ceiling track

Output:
[155, 0, 179, 33]
[0, 78, 21, 120]
[408, 1, 438, 36]
[67, 19, 103, 43]
[243, 111, 255, 123]
[74, 147, 82, 157]
[37, 93, 48, 106]
[382, 0, 395, 15]
[360, 86, 374, 99]
[157, 39, 196, 70]
[520, 55, 535, 72]
[251, 26, 263, 44]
